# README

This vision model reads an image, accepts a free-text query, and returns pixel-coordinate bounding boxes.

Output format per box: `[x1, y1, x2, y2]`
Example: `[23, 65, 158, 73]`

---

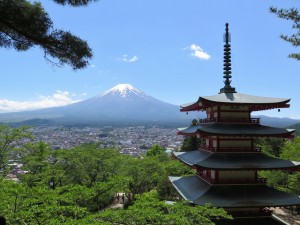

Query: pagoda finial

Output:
[220, 23, 236, 93]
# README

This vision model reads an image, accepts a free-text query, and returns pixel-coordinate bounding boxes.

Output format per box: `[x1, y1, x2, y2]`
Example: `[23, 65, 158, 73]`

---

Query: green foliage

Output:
[0, 180, 90, 224]
[260, 137, 300, 195]
[280, 136, 300, 161]
[0, 128, 224, 224]
[124, 156, 165, 195]
[95, 191, 231, 225]
[181, 136, 201, 151]
[0, 125, 32, 174]
[0, 0, 97, 69]
[256, 137, 285, 157]
[270, 6, 300, 60]
[146, 144, 165, 157]
[157, 159, 193, 200]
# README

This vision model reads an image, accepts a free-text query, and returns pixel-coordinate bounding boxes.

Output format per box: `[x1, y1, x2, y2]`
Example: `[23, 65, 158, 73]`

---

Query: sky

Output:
[0, 0, 300, 119]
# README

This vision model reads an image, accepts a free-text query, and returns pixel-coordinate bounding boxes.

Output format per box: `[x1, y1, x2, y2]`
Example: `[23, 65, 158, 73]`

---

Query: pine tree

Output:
[270, 6, 300, 60]
[0, 0, 98, 69]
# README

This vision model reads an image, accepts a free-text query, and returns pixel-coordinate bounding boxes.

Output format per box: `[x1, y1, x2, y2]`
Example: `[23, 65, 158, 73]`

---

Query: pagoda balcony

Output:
[196, 173, 267, 185]
[198, 117, 260, 124]
[200, 145, 261, 153]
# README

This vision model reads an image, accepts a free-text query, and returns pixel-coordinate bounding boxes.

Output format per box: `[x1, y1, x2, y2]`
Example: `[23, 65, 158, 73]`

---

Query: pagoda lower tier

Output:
[174, 150, 300, 171]
[169, 176, 300, 208]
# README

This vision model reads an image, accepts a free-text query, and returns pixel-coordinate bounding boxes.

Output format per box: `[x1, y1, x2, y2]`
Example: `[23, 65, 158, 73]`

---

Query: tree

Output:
[146, 144, 165, 157]
[0, 179, 91, 224]
[255, 137, 285, 157]
[260, 137, 300, 195]
[181, 136, 201, 151]
[270, 6, 300, 60]
[95, 191, 232, 225]
[0, 125, 32, 174]
[0, 0, 98, 69]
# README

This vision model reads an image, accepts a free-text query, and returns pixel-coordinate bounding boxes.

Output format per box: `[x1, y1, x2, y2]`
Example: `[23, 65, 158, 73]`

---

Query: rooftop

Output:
[178, 123, 295, 137]
[180, 92, 290, 112]
[169, 176, 300, 208]
[174, 150, 300, 170]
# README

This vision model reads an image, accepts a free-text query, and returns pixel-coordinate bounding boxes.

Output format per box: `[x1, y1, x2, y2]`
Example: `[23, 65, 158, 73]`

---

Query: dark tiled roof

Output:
[174, 150, 300, 170]
[178, 123, 294, 136]
[181, 92, 290, 108]
[169, 176, 300, 208]
[202, 93, 290, 104]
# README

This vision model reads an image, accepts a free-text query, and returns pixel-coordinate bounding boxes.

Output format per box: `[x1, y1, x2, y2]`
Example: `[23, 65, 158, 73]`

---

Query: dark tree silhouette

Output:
[0, 0, 98, 69]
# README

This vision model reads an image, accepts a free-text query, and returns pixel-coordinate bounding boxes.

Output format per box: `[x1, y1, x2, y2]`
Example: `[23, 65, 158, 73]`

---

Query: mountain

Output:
[1, 84, 298, 127]
[258, 115, 300, 128]
[0, 84, 199, 126]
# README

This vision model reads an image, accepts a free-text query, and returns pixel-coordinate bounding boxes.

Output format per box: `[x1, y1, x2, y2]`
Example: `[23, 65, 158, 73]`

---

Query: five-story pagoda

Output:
[169, 23, 300, 225]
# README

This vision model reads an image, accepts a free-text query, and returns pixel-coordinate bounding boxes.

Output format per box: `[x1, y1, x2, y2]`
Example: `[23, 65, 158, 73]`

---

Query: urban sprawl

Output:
[29, 126, 183, 156]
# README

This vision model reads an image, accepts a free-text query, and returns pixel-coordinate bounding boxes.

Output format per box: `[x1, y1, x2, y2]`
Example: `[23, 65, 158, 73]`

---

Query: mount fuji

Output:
[1, 84, 197, 126]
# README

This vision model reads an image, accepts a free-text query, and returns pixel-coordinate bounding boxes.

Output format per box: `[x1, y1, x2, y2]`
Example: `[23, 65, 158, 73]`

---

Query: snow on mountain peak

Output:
[101, 84, 143, 97]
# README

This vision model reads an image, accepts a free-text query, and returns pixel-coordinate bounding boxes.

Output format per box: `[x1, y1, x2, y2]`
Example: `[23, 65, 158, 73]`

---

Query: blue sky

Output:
[0, 0, 299, 118]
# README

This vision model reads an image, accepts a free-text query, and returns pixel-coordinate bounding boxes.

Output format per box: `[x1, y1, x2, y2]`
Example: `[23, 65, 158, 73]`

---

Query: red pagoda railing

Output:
[198, 117, 260, 124]
[197, 173, 267, 185]
[200, 146, 261, 153]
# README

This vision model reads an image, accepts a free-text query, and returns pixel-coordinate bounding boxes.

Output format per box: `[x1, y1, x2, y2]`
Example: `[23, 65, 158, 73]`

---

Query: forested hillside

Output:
[0, 125, 230, 224]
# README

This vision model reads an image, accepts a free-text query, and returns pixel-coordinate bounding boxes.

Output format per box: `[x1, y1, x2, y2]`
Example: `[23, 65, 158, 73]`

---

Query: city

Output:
[29, 125, 184, 156]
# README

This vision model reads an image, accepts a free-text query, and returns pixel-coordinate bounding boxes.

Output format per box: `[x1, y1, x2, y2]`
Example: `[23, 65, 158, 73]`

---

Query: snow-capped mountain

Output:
[1, 84, 299, 127]
[0, 84, 196, 126]
[101, 84, 144, 98]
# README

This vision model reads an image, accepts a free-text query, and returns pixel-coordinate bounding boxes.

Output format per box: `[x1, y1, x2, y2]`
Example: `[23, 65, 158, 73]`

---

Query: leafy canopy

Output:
[96, 191, 232, 225]
[0, 130, 225, 224]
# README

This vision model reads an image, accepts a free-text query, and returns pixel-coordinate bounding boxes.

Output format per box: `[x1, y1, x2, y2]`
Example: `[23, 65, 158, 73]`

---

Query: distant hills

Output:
[1, 84, 299, 128]
[257, 115, 300, 128]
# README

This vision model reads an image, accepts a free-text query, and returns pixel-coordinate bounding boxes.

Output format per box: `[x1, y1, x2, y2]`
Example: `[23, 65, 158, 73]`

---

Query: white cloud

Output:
[121, 54, 139, 63]
[0, 91, 80, 113]
[187, 44, 211, 60]
[91, 64, 96, 68]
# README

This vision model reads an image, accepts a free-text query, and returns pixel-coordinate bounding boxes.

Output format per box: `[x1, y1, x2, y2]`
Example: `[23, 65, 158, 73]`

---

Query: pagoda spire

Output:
[219, 23, 236, 93]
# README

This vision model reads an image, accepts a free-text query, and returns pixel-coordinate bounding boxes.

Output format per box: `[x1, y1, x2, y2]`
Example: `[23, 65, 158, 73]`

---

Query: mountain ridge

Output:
[1, 84, 299, 127]
[0, 84, 198, 126]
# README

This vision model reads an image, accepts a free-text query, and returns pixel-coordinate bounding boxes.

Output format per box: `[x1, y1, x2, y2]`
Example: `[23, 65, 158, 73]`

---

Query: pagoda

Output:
[169, 23, 300, 225]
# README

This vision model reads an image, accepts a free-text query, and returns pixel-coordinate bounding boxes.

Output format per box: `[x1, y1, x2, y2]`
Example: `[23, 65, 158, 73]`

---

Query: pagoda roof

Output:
[169, 176, 300, 208]
[180, 92, 290, 112]
[174, 150, 300, 170]
[178, 123, 294, 137]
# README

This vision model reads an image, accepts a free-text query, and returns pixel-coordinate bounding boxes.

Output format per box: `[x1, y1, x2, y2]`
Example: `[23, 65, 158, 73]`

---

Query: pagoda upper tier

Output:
[180, 92, 290, 112]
